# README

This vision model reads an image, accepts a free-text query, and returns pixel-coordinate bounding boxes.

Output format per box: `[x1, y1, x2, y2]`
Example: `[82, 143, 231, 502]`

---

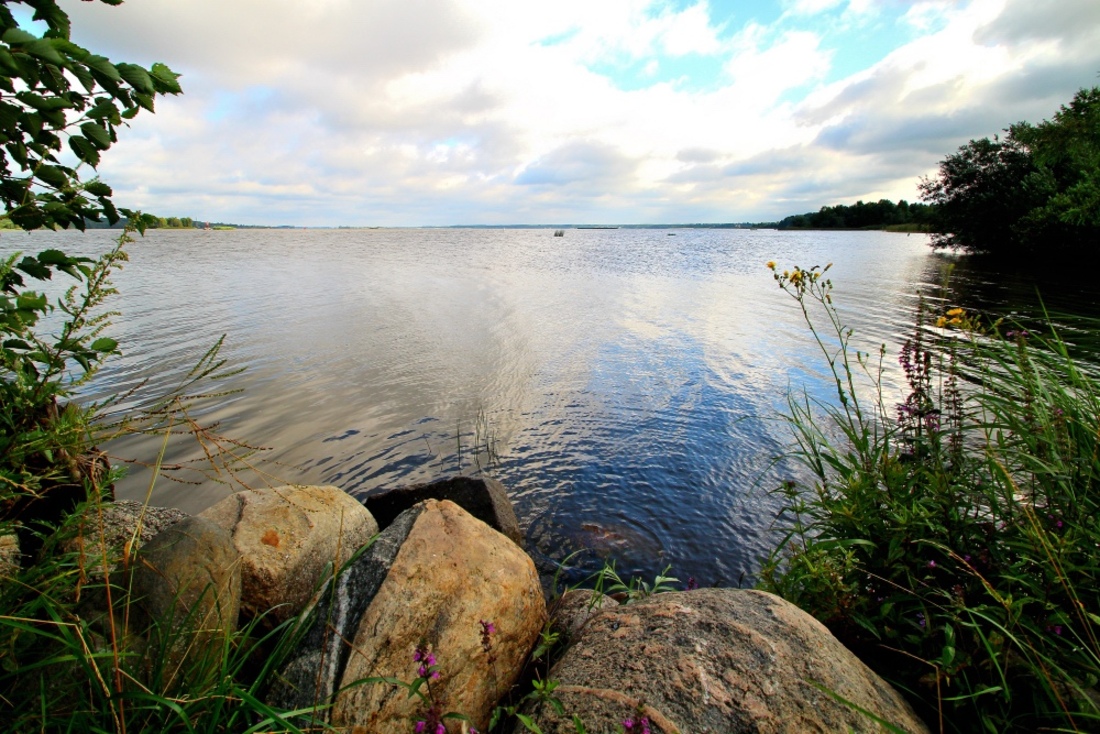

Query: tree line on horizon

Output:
[764, 198, 935, 231]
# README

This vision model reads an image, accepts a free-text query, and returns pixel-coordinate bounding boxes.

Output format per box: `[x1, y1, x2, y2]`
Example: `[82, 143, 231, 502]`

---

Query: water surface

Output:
[7, 227, 1089, 587]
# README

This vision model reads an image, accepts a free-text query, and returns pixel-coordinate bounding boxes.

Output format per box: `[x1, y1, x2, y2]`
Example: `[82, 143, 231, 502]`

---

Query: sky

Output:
[17, 0, 1100, 226]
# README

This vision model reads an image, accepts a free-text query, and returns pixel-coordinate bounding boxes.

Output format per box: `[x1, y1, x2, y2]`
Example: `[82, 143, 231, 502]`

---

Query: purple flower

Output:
[686, 577, 699, 591]
[415, 722, 426, 734]
[928, 560, 936, 569]
[917, 612, 926, 628]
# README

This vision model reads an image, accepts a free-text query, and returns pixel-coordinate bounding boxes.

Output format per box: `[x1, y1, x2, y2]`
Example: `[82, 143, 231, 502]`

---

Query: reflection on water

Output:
[6, 227, 1093, 587]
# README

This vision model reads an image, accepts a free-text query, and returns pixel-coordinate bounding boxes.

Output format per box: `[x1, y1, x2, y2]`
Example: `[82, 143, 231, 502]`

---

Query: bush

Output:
[760, 263, 1100, 732]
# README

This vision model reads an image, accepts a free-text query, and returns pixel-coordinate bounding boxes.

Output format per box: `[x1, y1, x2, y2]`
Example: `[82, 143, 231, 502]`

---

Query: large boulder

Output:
[268, 501, 426, 718]
[363, 476, 524, 546]
[521, 588, 928, 734]
[131, 515, 241, 687]
[272, 499, 546, 733]
[199, 485, 378, 624]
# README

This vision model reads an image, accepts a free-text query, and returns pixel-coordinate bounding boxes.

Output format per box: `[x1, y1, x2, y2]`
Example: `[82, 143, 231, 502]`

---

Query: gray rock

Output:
[67, 500, 189, 577]
[199, 485, 378, 625]
[363, 475, 523, 546]
[520, 588, 929, 734]
[131, 515, 241, 688]
[268, 503, 425, 720]
[550, 588, 618, 642]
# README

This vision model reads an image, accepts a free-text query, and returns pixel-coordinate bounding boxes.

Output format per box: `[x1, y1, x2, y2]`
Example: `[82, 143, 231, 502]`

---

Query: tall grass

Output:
[760, 263, 1100, 732]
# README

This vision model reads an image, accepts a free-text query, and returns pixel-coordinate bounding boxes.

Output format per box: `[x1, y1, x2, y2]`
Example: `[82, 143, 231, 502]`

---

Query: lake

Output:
[6, 227, 1094, 588]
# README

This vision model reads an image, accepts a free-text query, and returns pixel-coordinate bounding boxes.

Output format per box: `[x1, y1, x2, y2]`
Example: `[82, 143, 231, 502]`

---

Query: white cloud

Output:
[33, 0, 1100, 225]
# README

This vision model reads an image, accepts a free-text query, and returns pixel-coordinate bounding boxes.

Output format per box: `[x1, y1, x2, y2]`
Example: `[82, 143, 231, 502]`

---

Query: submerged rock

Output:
[199, 484, 378, 624]
[520, 588, 929, 734]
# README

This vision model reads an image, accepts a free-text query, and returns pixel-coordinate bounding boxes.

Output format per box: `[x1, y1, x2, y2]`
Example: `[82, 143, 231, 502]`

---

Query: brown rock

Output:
[332, 499, 546, 733]
[364, 476, 524, 546]
[132, 516, 241, 687]
[199, 484, 378, 624]
[521, 588, 929, 734]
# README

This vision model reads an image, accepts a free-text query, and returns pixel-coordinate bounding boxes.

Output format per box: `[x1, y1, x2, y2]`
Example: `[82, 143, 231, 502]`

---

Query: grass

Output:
[759, 262, 1100, 732]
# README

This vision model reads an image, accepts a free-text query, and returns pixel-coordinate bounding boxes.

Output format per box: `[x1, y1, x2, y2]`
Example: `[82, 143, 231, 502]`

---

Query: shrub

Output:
[760, 263, 1100, 732]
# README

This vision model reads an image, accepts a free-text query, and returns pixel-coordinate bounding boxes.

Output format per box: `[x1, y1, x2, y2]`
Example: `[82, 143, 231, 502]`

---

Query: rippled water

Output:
[7, 227, 1094, 588]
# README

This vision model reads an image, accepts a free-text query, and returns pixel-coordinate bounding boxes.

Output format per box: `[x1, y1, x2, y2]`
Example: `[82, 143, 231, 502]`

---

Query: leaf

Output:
[68, 135, 100, 168]
[84, 180, 112, 197]
[16, 256, 51, 280]
[1, 28, 39, 46]
[24, 39, 66, 67]
[2, 339, 31, 351]
[150, 62, 182, 94]
[89, 337, 118, 353]
[515, 714, 544, 734]
[80, 121, 111, 149]
[84, 55, 121, 83]
[116, 63, 155, 95]
[35, 164, 69, 189]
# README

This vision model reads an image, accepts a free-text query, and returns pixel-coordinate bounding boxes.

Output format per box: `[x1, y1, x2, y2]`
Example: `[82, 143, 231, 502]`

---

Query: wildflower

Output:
[766, 260, 776, 270]
[928, 560, 936, 569]
[686, 576, 699, 591]
[916, 612, 926, 628]
[479, 619, 496, 654]
[946, 307, 964, 317]
[623, 715, 651, 734]
[936, 316, 947, 328]
[414, 643, 440, 679]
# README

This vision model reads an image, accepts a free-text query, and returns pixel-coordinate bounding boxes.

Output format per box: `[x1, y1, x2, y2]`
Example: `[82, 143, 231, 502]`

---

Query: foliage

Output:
[920, 86, 1100, 254]
[1, 0, 181, 230]
[759, 262, 1100, 732]
[774, 198, 934, 231]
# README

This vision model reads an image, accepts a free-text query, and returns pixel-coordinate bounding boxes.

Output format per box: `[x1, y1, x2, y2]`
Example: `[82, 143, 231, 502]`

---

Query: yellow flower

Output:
[766, 261, 776, 270]
[936, 316, 947, 328]
[946, 307, 965, 317]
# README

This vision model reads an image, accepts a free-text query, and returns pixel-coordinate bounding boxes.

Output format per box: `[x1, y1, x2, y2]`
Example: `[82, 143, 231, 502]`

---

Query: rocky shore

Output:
[2, 478, 929, 733]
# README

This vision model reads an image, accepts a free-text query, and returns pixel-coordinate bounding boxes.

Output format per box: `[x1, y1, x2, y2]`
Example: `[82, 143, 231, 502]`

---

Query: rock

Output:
[363, 475, 524, 546]
[67, 500, 189, 577]
[332, 499, 546, 733]
[269, 503, 427, 720]
[272, 499, 546, 732]
[0, 533, 18, 579]
[199, 485, 378, 624]
[550, 588, 618, 641]
[520, 588, 929, 734]
[132, 516, 241, 686]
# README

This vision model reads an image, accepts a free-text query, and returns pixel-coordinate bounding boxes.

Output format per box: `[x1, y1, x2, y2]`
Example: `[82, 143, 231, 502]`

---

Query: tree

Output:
[919, 86, 1100, 255]
[1, 0, 181, 231]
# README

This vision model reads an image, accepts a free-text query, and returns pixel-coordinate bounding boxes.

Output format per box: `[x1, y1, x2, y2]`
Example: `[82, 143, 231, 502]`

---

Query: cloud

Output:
[31, 0, 1100, 225]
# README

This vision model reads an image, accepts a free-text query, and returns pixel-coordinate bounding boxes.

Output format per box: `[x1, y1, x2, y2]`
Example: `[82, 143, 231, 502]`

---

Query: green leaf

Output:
[80, 121, 111, 149]
[16, 256, 50, 280]
[35, 164, 69, 189]
[84, 55, 121, 83]
[515, 713, 544, 734]
[2, 339, 32, 351]
[1, 28, 39, 46]
[116, 63, 155, 95]
[89, 337, 118, 353]
[83, 180, 112, 197]
[24, 39, 66, 67]
[150, 62, 182, 94]
[68, 135, 100, 168]
[16, 293, 48, 311]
